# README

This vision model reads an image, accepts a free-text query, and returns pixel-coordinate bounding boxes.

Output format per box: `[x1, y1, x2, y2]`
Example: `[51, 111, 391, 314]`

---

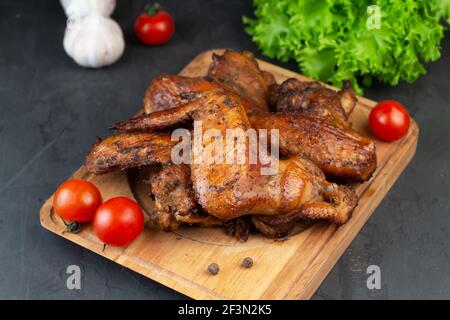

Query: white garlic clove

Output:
[60, 0, 116, 18]
[63, 14, 124, 68]
[60, 0, 72, 12]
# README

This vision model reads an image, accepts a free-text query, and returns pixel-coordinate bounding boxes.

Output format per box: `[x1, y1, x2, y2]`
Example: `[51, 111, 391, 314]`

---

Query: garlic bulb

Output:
[60, 0, 71, 12]
[63, 14, 124, 68]
[60, 0, 116, 18]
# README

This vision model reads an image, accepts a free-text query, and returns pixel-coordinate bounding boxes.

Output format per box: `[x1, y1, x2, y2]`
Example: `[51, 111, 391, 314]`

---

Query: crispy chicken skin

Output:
[207, 50, 276, 113]
[149, 164, 223, 231]
[265, 78, 375, 180]
[248, 113, 377, 181]
[143, 74, 261, 114]
[272, 78, 357, 121]
[85, 132, 176, 174]
[114, 90, 357, 224]
[252, 186, 357, 238]
[143, 74, 219, 114]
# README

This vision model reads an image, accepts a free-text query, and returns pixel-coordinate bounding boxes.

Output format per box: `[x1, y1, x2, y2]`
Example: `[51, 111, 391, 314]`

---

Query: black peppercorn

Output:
[208, 263, 219, 275]
[242, 257, 253, 268]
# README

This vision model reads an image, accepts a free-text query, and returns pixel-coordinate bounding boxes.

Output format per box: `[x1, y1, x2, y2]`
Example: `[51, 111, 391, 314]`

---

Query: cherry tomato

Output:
[369, 100, 410, 142]
[53, 179, 102, 222]
[134, 3, 175, 45]
[93, 197, 144, 246]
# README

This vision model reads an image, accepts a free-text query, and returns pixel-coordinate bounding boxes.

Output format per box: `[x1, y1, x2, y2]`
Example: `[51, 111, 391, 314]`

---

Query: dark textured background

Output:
[1, 0, 449, 299]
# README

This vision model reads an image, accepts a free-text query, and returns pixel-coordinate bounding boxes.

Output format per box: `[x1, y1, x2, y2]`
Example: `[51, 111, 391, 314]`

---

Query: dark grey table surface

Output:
[1, 0, 449, 300]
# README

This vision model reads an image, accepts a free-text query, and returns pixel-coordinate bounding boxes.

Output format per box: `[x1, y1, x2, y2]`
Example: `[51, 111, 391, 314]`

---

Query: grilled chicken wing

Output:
[149, 164, 223, 230]
[85, 132, 176, 174]
[143, 50, 275, 115]
[143, 73, 261, 114]
[248, 113, 377, 181]
[252, 185, 357, 238]
[114, 90, 357, 224]
[207, 50, 276, 113]
[272, 78, 357, 121]
[149, 163, 252, 240]
[143, 74, 218, 114]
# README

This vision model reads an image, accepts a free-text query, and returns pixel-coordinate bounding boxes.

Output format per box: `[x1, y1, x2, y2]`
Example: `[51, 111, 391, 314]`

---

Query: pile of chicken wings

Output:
[85, 50, 377, 240]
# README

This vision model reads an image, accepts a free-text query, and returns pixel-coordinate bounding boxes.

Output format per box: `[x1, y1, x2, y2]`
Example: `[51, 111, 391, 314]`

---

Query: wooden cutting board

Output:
[40, 49, 419, 300]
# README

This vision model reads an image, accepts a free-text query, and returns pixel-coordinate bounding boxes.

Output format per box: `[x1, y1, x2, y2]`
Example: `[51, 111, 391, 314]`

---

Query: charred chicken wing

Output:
[248, 113, 377, 181]
[149, 163, 223, 230]
[207, 50, 276, 113]
[272, 78, 357, 121]
[86, 132, 176, 174]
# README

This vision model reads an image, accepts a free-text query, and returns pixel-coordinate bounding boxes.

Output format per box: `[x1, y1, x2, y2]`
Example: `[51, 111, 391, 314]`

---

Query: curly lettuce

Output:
[244, 0, 449, 94]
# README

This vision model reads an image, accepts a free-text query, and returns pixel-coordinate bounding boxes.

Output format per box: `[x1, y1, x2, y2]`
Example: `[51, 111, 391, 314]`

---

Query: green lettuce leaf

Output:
[244, 0, 449, 94]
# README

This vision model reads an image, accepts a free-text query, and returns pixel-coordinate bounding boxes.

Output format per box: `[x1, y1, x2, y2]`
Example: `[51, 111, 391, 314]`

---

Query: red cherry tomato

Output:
[93, 197, 144, 246]
[53, 179, 102, 222]
[134, 3, 175, 45]
[369, 100, 410, 142]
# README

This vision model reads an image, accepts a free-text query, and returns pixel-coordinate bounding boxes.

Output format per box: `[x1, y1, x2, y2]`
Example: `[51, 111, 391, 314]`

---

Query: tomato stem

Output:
[61, 218, 81, 234]
[144, 3, 161, 16]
